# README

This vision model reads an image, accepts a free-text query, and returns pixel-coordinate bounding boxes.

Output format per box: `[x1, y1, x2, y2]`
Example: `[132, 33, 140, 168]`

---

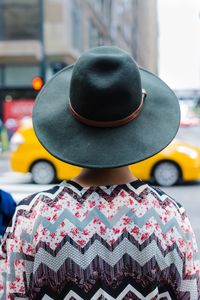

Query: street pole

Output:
[39, 0, 46, 83]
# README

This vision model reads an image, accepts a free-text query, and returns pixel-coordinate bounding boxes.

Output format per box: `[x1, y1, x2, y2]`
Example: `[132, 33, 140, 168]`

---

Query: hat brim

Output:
[33, 65, 180, 168]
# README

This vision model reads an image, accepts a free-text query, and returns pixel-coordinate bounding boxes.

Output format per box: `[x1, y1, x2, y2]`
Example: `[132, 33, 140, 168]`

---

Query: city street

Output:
[0, 1, 199, 297]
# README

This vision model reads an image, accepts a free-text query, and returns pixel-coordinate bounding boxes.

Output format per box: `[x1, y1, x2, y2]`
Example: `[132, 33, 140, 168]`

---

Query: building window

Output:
[0, 65, 40, 87]
[88, 0, 104, 15]
[0, 0, 40, 40]
[71, 0, 82, 51]
[88, 18, 104, 48]
[88, 0, 112, 27]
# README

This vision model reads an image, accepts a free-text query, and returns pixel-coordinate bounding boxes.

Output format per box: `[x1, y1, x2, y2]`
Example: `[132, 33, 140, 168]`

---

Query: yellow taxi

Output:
[10, 127, 200, 186]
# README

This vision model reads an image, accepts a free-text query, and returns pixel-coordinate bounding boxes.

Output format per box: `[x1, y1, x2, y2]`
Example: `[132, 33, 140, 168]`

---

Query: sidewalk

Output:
[0, 151, 10, 160]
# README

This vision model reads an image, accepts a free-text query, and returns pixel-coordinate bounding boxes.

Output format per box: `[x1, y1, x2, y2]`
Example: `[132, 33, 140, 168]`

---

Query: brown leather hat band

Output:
[69, 90, 146, 128]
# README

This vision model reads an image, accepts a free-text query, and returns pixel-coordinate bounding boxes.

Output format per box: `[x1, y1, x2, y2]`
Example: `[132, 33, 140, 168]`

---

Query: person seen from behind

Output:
[0, 46, 199, 299]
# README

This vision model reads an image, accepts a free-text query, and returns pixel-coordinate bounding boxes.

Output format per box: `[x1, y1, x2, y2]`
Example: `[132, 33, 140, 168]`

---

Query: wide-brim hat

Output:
[33, 46, 180, 168]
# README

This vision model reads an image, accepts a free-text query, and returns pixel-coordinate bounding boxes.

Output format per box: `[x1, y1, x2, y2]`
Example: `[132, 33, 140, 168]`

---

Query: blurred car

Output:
[180, 100, 200, 127]
[180, 117, 200, 127]
[10, 127, 200, 186]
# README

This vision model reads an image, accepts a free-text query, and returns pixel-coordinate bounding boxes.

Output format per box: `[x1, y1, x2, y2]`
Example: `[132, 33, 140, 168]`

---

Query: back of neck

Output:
[72, 166, 137, 187]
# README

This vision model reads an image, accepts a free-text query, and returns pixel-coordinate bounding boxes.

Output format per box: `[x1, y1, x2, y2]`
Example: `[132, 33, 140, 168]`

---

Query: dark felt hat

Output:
[33, 46, 180, 168]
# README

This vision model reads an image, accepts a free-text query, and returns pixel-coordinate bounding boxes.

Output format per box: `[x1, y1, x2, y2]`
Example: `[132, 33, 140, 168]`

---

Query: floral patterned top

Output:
[0, 180, 200, 299]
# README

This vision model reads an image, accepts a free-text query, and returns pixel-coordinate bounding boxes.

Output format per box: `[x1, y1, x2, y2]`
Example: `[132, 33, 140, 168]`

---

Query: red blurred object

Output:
[3, 100, 34, 137]
[180, 117, 200, 127]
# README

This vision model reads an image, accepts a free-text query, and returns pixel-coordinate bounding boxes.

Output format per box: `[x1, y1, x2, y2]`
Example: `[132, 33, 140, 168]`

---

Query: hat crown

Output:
[69, 46, 142, 122]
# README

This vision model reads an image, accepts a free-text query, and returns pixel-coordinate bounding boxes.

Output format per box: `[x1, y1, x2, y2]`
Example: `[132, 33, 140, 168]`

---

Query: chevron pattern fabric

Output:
[0, 180, 199, 299]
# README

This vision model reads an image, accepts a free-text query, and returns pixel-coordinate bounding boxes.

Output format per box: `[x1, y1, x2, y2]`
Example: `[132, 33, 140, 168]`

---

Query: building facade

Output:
[131, 0, 158, 73]
[0, 0, 158, 123]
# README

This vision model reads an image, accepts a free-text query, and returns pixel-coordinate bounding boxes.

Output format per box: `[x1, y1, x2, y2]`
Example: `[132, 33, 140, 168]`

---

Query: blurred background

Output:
[0, 0, 200, 246]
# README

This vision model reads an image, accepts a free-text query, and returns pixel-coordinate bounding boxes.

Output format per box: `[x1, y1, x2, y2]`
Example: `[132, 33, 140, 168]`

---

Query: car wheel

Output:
[31, 161, 56, 184]
[153, 161, 181, 187]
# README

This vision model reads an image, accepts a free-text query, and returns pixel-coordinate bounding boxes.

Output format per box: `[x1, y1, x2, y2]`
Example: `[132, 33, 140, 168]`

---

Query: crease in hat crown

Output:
[69, 46, 144, 127]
